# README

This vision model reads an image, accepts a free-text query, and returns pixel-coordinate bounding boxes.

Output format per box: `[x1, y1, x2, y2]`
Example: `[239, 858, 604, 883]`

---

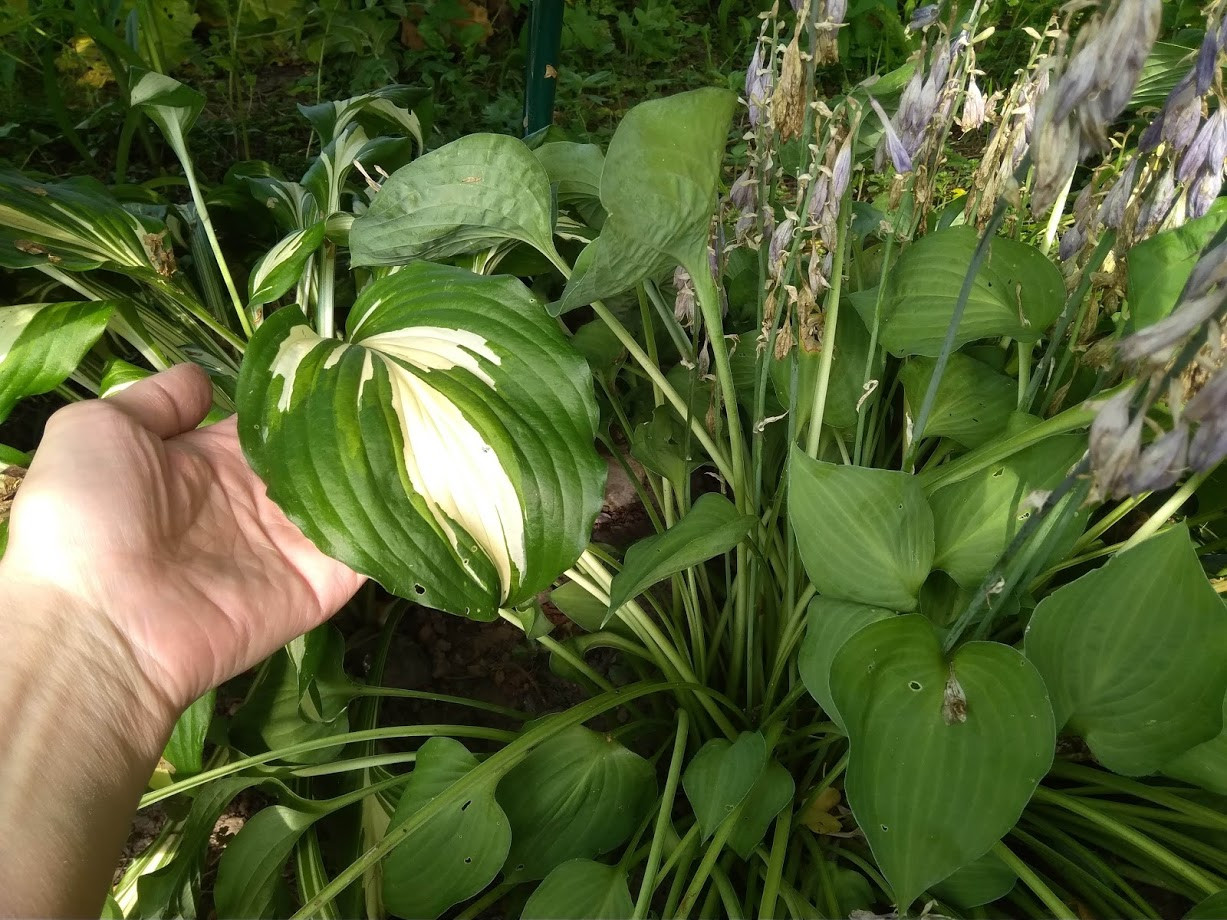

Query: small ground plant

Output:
[4, 0, 1227, 917]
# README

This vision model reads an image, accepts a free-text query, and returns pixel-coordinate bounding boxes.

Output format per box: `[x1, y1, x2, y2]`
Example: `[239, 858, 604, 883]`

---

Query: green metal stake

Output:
[524, 0, 564, 136]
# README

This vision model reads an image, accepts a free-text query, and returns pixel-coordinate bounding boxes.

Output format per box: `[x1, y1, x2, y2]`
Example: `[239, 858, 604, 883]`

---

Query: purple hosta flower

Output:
[1098, 159, 1138, 228]
[1118, 290, 1224, 364]
[769, 218, 796, 269]
[870, 96, 914, 173]
[908, 4, 939, 31]
[1138, 168, 1177, 236]
[825, 0, 847, 23]
[746, 39, 773, 129]
[1087, 0, 1163, 130]
[1031, 93, 1082, 213]
[808, 172, 831, 223]
[1196, 27, 1222, 95]
[1089, 388, 1146, 500]
[1059, 224, 1085, 261]
[1189, 168, 1225, 219]
[1160, 75, 1203, 154]
[831, 135, 852, 199]
[1186, 370, 1227, 471]
[673, 265, 696, 325]
[730, 168, 757, 212]
[959, 75, 987, 132]
[1178, 106, 1227, 184]
[1126, 425, 1190, 493]
[816, 0, 848, 63]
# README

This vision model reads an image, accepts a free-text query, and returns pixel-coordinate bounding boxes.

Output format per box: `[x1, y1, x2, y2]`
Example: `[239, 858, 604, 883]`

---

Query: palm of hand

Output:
[3, 367, 363, 710]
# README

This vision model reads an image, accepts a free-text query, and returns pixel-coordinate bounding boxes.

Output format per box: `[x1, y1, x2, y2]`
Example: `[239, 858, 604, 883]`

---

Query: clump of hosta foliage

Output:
[5, 0, 1227, 917]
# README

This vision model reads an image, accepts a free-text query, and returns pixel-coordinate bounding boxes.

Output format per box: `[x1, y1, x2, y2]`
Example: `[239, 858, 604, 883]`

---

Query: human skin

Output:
[0, 364, 364, 916]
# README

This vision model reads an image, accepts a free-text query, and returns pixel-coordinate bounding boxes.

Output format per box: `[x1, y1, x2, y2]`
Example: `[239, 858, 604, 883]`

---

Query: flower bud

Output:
[1059, 225, 1085, 261]
[1160, 75, 1202, 153]
[831, 136, 852, 199]
[1126, 426, 1189, 493]
[769, 218, 796, 268]
[1118, 290, 1223, 363]
[1137, 168, 1176, 236]
[1188, 168, 1225, 220]
[959, 75, 987, 132]
[1089, 388, 1145, 500]
[1097, 160, 1137, 228]
[1178, 107, 1227, 184]
[673, 266, 696, 325]
[870, 97, 914, 173]
[746, 39, 773, 129]
[1196, 29, 1221, 95]
[908, 4, 939, 31]
[730, 168, 757, 212]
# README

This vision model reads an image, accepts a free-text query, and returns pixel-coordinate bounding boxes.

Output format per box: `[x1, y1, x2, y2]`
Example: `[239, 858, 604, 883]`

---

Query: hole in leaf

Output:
[908, 680, 922, 691]
[461, 800, 472, 811]
[516, 864, 525, 871]
[464, 856, 473, 864]
[414, 584, 426, 595]
[881, 824, 889, 831]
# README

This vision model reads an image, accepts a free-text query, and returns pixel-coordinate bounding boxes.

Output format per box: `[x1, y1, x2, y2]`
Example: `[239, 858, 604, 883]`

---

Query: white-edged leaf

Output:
[0, 301, 115, 422]
[299, 85, 426, 148]
[349, 133, 559, 266]
[237, 263, 605, 618]
[129, 69, 205, 161]
[248, 221, 326, 309]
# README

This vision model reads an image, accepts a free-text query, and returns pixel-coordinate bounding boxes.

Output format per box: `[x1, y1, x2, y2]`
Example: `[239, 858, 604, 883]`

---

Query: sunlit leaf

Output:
[383, 737, 511, 919]
[248, 221, 326, 309]
[237, 264, 605, 618]
[129, 69, 205, 162]
[607, 493, 754, 619]
[556, 88, 735, 313]
[162, 690, 214, 777]
[1129, 200, 1227, 330]
[497, 726, 656, 881]
[789, 449, 934, 611]
[831, 615, 1054, 909]
[533, 142, 604, 203]
[879, 227, 1064, 356]
[214, 805, 311, 918]
[683, 731, 768, 840]
[0, 301, 114, 422]
[798, 597, 895, 732]
[349, 133, 559, 265]
[521, 860, 635, 920]
[299, 85, 426, 148]
[1025, 526, 1227, 775]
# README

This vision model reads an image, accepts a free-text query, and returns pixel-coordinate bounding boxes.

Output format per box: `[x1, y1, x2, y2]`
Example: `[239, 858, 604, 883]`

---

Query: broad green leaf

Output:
[1025, 526, 1227, 775]
[299, 85, 426, 148]
[129, 70, 205, 161]
[534, 142, 605, 202]
[789, 449, 934, 611]
[383, 737, 511, 919]
[520, 860, 635, 920]
[136, 777, 258, 918]
[607, 493, 754, 618]
[631, 406, 699, 489]
[285, 624, 353, 724]
[349, 134, 559, 265]
[248, 221, 326, 309]
[1165, 694, 1227, 794]
[0, 301, 114, 423]
[899, 353, 1015, 448]
[557, 88, 736, 313]
[1129, 200, 1227, 330]
[0, 171, 157, 272]
[497, 726, 656, 881]
[879, 227, 1064, 356]
[831, 865, 877, 916]
[932, 851, 1016, 909]
[229, 647, 349, 764]
[798, 597, 895, 732]
[101, 894, 124, 919]
[214, 805, 313, 918]
[162, 689, 214, 776]
[682, 731, 768, 840]
[831, 615, 1054, 909]
[138, 0, 199, 71]
[728, 760, 795, 858]
[1186, 889, 1227, 919]
[237, 263, 605, 618]
[929, 462, 1026, 589]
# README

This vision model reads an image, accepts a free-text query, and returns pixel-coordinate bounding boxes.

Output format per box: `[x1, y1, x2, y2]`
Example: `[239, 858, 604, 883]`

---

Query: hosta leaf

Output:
[129, 69, 205, 161]
[248, 221, 326, 309]
[789, 448, 934, 611]
[932, 851, 1016, 909]
[349, 133, 559, 265]
[607, 493, 754, 619]
[0, 301, 115, 423]
[534, 142, 605, 203]
[899, 353, 1015, 448]
[798, 597, 895, 732]
[682, 731, 768, 839]
[880, 227, 1064, 356]
[304, 127, 412, 216]
[237, 263, 605, 618]
[299, 85, 426, 148]
[556, 88, 736, 314]
[214, 805, 312, 918]
[0, 171, 157, 272]
[1025, 526, 1227, 775]
[728, 760, 794, 858]
[831, 615, 1054, 909]
[497, 726, 656, 881]
[1187, 889, 1227, 919]
[521, 860, 635, 920]
[383, 737, 511, 920]
[162, 689, 214, 776]
[1165, 693, 1227, 793]
[1128, 199, 1227, 330]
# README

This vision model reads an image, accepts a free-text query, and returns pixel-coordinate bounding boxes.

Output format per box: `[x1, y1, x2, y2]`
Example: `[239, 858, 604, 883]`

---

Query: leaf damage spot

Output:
[942, 671, 968, 725]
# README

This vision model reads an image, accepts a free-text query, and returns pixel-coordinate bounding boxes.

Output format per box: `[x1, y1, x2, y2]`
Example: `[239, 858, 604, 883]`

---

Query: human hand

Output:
[0, 363, 364, 717]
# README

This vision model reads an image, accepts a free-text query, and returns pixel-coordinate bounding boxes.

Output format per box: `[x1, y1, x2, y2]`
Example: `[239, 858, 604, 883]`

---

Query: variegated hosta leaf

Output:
[302, 126, 413, 216]
[240, 175, 321, 232]
[248, 221, 327, 309]
[299, 85, 426, 149]
[0, 301, 116, 422]
[128, 70, 205, 162]
[0, 170, 159, 273]
[237, 263, 605, 618]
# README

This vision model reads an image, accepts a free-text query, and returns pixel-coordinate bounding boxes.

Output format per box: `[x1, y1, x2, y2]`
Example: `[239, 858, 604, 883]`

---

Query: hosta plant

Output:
[5, 1, 1227, 917]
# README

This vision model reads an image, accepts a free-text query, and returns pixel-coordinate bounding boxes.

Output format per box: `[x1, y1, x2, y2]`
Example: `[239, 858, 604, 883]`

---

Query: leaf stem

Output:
[993, 840, 1076, 919]
[805, 185, 854, 459]
[633, 710, 690, 920]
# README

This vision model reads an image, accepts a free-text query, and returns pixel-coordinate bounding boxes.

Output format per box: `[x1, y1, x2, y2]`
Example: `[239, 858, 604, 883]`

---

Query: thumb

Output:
[103, 364, 214, 440]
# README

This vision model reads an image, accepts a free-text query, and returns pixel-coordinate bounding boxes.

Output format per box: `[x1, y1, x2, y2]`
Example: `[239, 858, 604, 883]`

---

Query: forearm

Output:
[0, 575, 175, 917]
